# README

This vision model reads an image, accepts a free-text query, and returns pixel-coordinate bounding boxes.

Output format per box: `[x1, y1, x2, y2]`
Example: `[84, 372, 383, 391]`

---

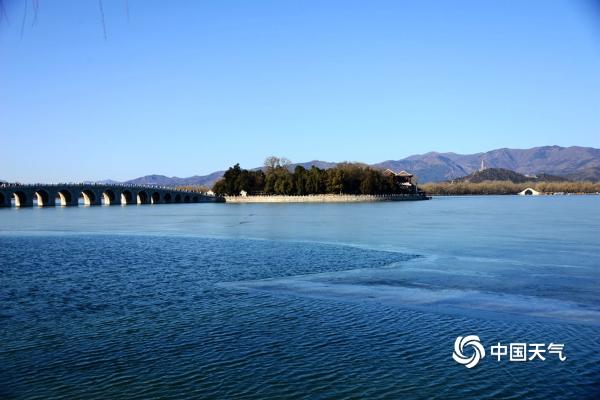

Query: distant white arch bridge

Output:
[0, 184, 223, 207]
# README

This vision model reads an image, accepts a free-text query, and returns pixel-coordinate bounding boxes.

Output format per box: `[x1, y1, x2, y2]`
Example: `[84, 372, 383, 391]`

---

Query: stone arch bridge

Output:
[0, 184, 224, 207]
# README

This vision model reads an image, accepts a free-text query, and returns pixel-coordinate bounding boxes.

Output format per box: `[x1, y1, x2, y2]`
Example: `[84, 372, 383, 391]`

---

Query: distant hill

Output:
[462, 146, 600, 176]
[124, 171, 225, 187]
[372, 146, 600, 183]
[564, 166, 600, 182]
[98, 145, 600, 186]
[113, 161, 338, 187]
[289, 160, 339, 171]
[535, 173, 570, 182]
[453, 168, 568, 183]
[372, 153, 469, 183]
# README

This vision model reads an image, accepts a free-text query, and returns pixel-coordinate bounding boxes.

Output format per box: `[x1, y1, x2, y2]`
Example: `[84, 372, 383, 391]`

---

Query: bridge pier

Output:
[19, 199, 34, 207]
[0, 193, 10, 207]
[62, 198, 79, 206]
[87, 197, 103, 206]
[16, 196, 34, 207]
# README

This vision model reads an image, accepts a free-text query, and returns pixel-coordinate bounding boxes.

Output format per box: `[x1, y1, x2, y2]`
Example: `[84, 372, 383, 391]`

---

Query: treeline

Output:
[212, 157, 415, 196]
[420, 180, 600, 195]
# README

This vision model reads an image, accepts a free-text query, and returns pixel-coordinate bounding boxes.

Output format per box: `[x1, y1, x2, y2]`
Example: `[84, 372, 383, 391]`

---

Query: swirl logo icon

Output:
[453, 335, 485, 368]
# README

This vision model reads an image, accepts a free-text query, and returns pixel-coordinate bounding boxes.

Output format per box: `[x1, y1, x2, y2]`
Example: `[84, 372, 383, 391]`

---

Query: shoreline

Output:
[428, 192, 600, 197]
[224, 193, 431, 203]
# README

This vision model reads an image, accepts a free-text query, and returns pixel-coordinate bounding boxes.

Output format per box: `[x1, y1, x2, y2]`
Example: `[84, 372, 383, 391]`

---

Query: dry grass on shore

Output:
[419, 180, 600, 195]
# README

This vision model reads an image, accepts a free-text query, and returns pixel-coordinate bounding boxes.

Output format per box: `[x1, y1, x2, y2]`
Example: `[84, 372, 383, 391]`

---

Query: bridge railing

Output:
[0, 182, 215, 196]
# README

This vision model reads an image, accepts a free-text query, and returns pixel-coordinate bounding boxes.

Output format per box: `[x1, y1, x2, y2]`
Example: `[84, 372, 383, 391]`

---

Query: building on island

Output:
[384, 169, 418, 192]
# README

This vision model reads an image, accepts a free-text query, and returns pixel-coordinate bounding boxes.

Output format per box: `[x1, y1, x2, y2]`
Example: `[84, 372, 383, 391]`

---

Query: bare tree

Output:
[264, 156, 280, 171]
[280, 157, 292, 168]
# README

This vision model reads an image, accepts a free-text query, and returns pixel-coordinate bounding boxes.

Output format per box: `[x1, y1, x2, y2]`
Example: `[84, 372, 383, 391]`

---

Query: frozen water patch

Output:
[221, 266, 600, 326]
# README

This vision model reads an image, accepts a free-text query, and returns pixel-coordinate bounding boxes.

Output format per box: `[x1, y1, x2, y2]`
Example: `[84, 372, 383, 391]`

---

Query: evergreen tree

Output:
[212, 161, 415, 196]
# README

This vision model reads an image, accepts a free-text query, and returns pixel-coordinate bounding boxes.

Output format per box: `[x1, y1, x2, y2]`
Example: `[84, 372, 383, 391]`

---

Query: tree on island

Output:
[212, 157, 417, 196]
[263, 156, 291, 171]
[212, 164, 265, 196]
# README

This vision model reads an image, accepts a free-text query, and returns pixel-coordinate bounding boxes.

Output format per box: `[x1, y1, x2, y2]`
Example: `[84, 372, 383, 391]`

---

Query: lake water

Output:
[1, 196, 599, 399]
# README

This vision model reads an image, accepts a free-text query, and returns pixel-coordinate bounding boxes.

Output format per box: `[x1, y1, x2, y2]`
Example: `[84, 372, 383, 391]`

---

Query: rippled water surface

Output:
[1, 196, 599, 399]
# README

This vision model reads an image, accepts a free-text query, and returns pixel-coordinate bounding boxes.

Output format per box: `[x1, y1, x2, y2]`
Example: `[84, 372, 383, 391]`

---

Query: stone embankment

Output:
[225, 193, 430, 203]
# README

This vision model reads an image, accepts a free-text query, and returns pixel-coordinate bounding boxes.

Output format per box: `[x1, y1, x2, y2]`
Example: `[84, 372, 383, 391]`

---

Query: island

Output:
[212, 157, 430, 202]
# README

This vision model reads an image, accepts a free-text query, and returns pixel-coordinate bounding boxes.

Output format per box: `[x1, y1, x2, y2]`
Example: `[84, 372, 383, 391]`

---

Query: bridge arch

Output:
[81, 190, 96, 206]
[151, 192, 161, 204]
[174, 194, 182, 203]
[34, 189, 51, 207]
[164, 193, 172, 203]
[12, 191, 27, 207]
[103, 190, 117, 205]
[0, 192, 4, 206]
[121, 190, 134, 205]
[184, 195, 191, 203]
[192, 196, 199, 203]
[137, 190, 149, 204]
[56, 189, 74, 206]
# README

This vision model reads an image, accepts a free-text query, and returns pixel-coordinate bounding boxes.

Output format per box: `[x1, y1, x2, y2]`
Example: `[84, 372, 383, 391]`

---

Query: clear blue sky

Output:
[1, 0, 599, 182]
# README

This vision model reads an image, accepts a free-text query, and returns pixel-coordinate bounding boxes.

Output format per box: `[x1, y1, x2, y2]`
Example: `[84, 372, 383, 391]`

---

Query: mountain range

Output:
[372, 145, 600, 183]
[453, 168, 568, 184]
[108, 145, 600, 187]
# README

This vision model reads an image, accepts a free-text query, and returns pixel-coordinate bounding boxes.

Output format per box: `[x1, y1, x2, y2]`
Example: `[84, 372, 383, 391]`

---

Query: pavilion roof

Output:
[396, 170, 413, 177]
[384, 169, 413, 177]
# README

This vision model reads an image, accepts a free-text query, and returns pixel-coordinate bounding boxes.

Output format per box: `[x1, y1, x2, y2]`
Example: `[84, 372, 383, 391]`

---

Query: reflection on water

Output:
[1, 196, 599, 399]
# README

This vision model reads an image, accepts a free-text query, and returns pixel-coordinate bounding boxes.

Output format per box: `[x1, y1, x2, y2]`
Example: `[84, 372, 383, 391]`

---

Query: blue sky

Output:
[1, 0, 599, 182]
